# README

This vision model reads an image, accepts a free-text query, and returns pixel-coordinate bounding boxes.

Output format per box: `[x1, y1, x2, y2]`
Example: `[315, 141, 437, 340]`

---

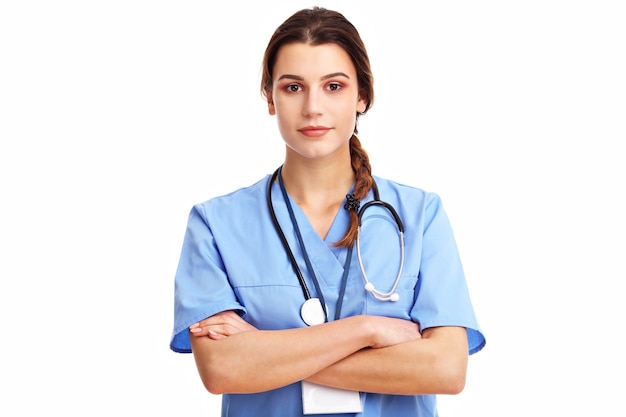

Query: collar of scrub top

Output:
[267, 166, 354, 324]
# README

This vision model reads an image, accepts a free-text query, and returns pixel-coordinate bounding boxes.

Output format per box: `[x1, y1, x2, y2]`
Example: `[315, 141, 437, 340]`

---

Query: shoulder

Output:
[371, 176, 449, 231]
[372, 176, 442, 206]
[190, 175, 270, 220]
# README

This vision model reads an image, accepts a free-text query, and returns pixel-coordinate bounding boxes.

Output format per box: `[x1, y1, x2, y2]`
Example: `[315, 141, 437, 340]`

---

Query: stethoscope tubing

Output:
[266, 169, 312, 301]
[356, 198, 405, 301]
[267, 166, 406, 321]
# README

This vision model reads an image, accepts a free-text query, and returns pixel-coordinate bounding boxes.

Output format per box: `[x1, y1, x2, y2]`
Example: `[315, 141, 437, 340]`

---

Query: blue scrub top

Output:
[170, 174, 486, 417]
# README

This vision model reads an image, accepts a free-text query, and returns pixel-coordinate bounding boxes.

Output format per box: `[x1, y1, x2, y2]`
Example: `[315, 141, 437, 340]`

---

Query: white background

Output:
[1, 1, 624, 415]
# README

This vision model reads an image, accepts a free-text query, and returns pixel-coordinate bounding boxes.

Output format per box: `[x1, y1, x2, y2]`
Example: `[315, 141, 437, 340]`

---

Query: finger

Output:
[197, 311, 238, 327]
[207, 330, 227, 340]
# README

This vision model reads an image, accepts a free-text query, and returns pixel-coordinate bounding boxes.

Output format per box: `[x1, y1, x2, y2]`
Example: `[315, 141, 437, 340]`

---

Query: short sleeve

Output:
[411, 193, 486, 355]
[169, 204, 246, 353]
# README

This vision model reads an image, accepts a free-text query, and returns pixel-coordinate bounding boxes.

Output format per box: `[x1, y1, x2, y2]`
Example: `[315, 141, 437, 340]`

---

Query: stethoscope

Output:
[266, 166, 405, 326]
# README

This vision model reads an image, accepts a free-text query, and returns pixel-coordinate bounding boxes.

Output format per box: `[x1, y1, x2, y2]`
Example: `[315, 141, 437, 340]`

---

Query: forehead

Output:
[273, 42, 356, 79]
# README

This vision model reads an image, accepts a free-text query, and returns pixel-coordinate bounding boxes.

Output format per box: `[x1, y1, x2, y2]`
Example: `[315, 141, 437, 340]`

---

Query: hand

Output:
[366, 316, 421, 349]
[189, 310, 258, 340]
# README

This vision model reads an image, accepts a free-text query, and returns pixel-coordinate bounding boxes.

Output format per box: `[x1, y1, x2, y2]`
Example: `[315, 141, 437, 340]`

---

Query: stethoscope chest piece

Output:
[301, 298, 328, 326]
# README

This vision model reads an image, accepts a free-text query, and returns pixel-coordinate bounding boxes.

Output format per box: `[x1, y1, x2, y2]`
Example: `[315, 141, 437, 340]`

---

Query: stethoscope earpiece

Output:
[364, 283, 400, 302]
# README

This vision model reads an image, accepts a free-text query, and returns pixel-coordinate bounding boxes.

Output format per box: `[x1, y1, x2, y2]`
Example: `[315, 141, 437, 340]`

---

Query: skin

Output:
[189, 42, 469, 396]
[269, 42, 367, 238]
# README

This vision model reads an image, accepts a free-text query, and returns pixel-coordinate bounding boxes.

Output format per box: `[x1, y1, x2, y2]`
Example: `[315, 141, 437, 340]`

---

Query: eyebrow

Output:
[276, 72, 351, 81]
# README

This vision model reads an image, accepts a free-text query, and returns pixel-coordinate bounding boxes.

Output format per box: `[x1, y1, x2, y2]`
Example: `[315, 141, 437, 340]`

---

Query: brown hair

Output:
[261, 7, 375, 247]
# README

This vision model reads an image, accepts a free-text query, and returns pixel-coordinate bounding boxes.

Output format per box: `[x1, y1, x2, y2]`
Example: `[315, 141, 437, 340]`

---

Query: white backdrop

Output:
[1, 1, 624, 415]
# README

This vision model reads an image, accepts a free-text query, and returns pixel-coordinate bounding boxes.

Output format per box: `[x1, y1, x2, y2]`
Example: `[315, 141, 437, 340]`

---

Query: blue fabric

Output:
[170, 174, 486, 416]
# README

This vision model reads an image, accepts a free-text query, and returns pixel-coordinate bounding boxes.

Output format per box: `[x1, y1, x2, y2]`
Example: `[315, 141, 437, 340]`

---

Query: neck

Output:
[280, 160, 354, 208]
[278, 158, 355, 240]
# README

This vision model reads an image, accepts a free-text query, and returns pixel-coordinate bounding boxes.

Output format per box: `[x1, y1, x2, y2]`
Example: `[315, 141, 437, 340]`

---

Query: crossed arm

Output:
[188, 310, 468, 395]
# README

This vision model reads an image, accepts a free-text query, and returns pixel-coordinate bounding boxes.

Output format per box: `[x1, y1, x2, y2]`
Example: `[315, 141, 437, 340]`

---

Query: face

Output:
[267, 42, 367, 161]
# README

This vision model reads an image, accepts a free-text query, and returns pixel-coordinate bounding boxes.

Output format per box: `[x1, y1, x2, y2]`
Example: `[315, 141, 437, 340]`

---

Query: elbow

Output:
[199, 369, 236, 395]
[195, 350, 239, 395]
[404, 355, 467, 395]
[197, 361, 237, 395]
[436, 357, 467, 395]
[441, 369, 466, 395]
[419, 364, 465, 395]
[200, 372, 225, 395]
[201, 366, 264, 395]
[191, 337, 242, 394]
[203, 380, 228, 396]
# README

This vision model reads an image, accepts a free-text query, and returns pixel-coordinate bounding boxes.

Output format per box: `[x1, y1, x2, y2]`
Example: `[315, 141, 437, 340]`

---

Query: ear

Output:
[267, 92, 276, 115]
[356, 95, 367, 114]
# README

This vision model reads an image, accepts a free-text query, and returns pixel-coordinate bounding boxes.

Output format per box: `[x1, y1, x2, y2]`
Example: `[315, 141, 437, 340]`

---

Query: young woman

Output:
[170, 6, 485, 416]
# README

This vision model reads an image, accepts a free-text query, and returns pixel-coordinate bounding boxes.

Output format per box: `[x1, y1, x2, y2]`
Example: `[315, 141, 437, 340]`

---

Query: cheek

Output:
[274, 102, 294, 124]
[336, 101, 358, 125]
[274, 113, 294, 140]
[273, 95, 298, 116]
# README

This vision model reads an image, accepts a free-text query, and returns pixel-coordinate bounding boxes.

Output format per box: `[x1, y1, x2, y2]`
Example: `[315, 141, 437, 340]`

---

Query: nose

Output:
[302, 90, 323, 117]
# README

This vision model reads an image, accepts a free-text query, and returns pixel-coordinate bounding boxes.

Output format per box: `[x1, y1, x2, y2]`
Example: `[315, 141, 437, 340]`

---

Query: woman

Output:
[170, 6, 485, 416]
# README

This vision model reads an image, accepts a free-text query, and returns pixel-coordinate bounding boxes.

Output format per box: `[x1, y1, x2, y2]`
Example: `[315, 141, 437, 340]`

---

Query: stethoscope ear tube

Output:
[357, 200, 404, 233]
[267, 168, 312, 301]
[356, 181, 405, 302]
[356, 224, 404, 302]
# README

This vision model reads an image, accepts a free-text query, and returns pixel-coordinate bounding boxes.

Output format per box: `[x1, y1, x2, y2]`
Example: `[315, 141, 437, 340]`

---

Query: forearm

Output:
[190, 315, 373, 394]
[306, 326, 469, 395]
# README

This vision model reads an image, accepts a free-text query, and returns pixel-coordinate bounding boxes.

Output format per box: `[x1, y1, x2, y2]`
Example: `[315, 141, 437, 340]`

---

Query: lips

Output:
[299, 126, 332, 137]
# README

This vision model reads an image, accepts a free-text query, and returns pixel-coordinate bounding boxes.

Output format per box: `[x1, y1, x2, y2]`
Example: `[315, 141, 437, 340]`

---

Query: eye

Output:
[326, 82, 343, 92]
[285, 84, 302, 93]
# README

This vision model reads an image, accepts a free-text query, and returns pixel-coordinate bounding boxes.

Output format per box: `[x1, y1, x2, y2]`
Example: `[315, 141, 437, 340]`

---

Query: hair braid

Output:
[335, 135, 373, 247]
